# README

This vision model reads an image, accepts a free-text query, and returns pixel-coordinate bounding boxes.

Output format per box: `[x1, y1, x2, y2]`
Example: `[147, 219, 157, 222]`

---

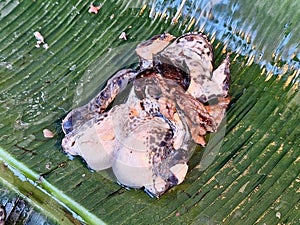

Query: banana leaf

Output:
[0, 0, 299, 224]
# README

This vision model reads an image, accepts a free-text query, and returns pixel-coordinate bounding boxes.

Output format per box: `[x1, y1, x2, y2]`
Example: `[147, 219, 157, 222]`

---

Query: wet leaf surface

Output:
[0, 0, 299, 224]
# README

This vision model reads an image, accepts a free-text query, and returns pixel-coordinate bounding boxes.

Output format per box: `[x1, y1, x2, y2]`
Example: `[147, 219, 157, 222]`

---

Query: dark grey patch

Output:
[197, 95, 208, 103]
[149, 136, 156, 144]
[168, 173, 179, 186]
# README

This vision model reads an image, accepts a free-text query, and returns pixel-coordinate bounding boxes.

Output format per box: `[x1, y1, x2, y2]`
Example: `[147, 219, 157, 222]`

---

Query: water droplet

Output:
[69, 64, 76, 71]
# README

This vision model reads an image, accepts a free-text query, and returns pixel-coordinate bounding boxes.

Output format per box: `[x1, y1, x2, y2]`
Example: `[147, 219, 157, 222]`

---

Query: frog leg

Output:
[62, 69, 138, 134]
[203, 53, 230, 127]
[211, 53, 230, 99]
[62, 111, 116, 171]
[88, 69, 138, 113]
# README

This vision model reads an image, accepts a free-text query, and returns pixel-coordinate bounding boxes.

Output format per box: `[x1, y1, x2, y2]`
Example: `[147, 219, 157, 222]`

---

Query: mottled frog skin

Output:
[61, 32, 230, 197]
[0, 205, 5, 225]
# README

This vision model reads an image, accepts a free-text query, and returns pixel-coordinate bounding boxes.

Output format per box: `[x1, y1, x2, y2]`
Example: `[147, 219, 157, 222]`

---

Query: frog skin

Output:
[0, 205, 5, 225]
[61, 32, 230, 197]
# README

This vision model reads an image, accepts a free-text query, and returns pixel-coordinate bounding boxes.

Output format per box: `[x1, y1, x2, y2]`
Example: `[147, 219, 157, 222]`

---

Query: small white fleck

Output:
[45, 162, 52, 170]
[0, 62, 13, 70]
[34, 31, 50, 49]
[88, 4, 101, 14]
[70, 64, 77, 71]
[119, 32, 127, 40]
[34, 31, 44, 43]
[41, 91, 46, 102]
[43, 129, 55, 138]
[276, 211, 281, 219]
[43, 43, 49, 49]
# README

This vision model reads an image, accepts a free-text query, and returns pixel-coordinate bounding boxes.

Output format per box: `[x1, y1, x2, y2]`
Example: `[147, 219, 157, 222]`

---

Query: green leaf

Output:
[0, 0, 299, 224]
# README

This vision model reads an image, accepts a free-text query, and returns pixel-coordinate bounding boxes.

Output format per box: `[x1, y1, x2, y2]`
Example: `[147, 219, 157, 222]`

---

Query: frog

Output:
[61, 32, 230, 197]
[0, 205, 5, 225]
